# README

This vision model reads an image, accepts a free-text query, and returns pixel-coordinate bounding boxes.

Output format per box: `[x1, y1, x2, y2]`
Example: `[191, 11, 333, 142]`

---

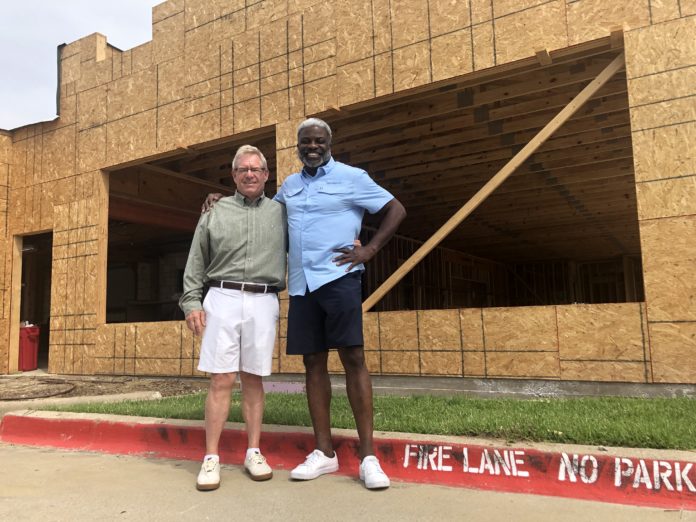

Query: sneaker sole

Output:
[290, 464, 339, 481]
[363, 479, 390, 489]
[246, 469, 273, 481]
[196, 482, 220, 491]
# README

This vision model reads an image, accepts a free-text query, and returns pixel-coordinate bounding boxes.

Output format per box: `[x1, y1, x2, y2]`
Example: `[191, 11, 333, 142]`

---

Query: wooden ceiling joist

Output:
[362, 53, 627, 312]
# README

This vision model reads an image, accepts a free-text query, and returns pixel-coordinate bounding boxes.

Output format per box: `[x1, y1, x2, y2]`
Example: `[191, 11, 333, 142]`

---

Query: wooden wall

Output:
[2, 0, 695, 383]
[625, 16, 696, 383]
[87, 302, 650, 383]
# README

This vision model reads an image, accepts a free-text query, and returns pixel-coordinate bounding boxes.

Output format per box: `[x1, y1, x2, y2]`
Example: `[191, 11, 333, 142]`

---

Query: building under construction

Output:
[1, 0, 694, 385]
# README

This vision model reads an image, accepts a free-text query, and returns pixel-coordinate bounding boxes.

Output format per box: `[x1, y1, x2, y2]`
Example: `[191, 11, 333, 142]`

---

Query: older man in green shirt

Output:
[179, 144, 287, 491]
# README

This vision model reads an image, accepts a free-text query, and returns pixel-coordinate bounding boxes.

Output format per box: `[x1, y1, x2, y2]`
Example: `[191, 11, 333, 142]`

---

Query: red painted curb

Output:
[2, 413, 695, 511]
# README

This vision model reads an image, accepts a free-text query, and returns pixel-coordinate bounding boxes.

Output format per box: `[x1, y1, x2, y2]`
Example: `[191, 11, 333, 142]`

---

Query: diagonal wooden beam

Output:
[362, 52, 626, 312]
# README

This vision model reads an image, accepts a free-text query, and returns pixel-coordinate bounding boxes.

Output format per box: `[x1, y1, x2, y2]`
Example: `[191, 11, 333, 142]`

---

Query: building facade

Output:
[1, 0, 695, 384]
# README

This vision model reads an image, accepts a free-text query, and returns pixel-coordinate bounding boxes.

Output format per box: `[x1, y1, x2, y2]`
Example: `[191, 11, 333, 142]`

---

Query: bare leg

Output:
[205, 372, 237, 455]
[240, 372, 264, 449]
[303, 352, 334, 456]
[338, 347, 374, 459]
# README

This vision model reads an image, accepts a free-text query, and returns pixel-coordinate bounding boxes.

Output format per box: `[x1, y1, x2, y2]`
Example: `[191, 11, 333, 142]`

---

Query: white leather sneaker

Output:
[290, 449, 339, 480]
[196, 457, 220, 491]
[244, 452, 273, 481]
[359, 455, 390, 489]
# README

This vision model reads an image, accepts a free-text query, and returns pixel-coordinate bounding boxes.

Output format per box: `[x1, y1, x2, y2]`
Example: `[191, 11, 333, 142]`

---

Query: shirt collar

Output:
[301, 156, 335, 180]
[234, 191, 266, 206]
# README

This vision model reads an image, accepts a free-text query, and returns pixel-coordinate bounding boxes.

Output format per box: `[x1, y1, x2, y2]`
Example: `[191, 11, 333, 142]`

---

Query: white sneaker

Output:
[196, 457, 220, 491]
[290, 449, 339, 480]
[244, 452, 273, 481]
[359, 456, 390, 489]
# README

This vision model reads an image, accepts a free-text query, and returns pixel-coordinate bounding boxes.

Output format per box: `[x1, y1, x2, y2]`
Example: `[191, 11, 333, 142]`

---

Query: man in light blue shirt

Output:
[276, 118, 406, 489]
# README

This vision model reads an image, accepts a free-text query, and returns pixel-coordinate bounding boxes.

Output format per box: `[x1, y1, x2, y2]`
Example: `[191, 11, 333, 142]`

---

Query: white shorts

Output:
[198, 287, 279, 376]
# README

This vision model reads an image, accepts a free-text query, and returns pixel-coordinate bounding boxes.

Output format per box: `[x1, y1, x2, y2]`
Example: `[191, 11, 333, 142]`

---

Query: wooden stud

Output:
[535, 49, 552, 66]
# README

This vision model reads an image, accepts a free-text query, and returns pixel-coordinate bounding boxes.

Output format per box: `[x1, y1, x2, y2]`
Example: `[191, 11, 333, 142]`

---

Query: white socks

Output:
[246, 448, 260, 459]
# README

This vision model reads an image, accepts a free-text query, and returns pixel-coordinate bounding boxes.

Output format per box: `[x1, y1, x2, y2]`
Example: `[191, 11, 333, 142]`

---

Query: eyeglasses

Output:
[234, 167, 266, 174]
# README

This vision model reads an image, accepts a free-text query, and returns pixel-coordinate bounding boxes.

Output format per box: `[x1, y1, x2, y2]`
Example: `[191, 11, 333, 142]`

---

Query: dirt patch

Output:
[0, 375, 209, 401]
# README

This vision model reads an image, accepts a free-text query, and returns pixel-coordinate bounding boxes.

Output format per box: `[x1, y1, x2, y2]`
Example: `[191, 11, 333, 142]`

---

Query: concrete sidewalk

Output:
[1, 409, 695, 513]
[2, 443, 694, 522]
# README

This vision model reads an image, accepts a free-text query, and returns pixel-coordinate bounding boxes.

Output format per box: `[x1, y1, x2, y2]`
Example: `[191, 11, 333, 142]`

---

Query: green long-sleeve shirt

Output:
[178, 192, 287, 316]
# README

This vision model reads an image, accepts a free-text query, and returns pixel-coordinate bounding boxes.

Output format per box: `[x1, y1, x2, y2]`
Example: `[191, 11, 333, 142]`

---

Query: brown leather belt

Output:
[207, 280, 280, 294]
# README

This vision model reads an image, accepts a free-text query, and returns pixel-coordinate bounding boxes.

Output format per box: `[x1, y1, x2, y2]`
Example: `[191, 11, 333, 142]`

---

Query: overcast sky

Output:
[0, 0, 162, 130]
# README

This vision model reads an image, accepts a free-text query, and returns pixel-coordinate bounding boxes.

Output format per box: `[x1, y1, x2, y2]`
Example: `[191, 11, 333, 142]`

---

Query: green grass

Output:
[46, 393, 696, 450]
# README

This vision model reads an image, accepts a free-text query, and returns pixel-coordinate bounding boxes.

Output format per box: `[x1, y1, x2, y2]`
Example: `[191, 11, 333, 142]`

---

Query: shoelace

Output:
[304, 450, 322, 466]
[249, 453, 266, 465]
[202, 459, 218, 472]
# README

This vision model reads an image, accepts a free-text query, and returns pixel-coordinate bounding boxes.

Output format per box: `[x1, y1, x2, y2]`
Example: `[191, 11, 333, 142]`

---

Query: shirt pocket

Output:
[316, 183, 351, 211]
[283, 184, 305, 198]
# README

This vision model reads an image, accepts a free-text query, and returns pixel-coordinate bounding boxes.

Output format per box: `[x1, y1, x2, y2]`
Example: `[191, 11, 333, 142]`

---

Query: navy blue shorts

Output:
[286, 272, 364, 355]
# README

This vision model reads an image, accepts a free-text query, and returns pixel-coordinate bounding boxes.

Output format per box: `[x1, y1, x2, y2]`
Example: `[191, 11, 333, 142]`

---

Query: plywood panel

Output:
[483, 306, 558, 350]
[77, 126, 106, 174]
[157, 100, 186, 152]
[471, 0, 493, 23]
[430, 0, 471, 36]
[154, 0, 185, 23]
[431, 28, 474, 81]
[649, 322, 696, 383]
[560, 360, 647, 382]
[77, 86, 108, 130]
[486, 351, 559, 378]
[683, 0, 696, 15]
[624, 16, 696, 78]
[641, 216, 696, 321]
[135, 358, 182, 375]
[338, 60, 374, 106]
[379, 311, 418, 349]
[632, 121, 696, 183]
[636, 176, 696, 220]
[107, 67, 158, 121]
[42, 126, 76, 182]
[493, 0, 548, 18]
[629, 96, 696, 132]
[463, 350, 486, 376]
[158, 57, 186, 105]
[567, 0, 650, 46]
[335, 0, 373, 65]
[382, 351, 420, 374]
[153, 12, 185, 64]
[106, 110, 157, 165]
[459, 308, 484, 350]
[374, 53, 394, 96]
[421, 351, 462, 375]
[304, 76, 337, 116]
[134, 323, 182, 358]
[363, 313, 380, 349]
[418, 310, 461, 350]
[557, 303, 644, 361]
[390, 0, 429, 48]
[392, 41, 431, 91]
[494, 1, 566, 64]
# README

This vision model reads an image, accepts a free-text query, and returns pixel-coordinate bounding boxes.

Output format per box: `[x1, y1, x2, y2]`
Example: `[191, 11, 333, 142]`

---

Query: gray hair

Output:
[297, 118, 332, 143]
[232, 144, 268, 170]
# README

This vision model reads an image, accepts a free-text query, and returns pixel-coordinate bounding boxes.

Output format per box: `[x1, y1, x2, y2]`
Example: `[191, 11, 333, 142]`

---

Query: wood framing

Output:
[363, 53, 626, 312]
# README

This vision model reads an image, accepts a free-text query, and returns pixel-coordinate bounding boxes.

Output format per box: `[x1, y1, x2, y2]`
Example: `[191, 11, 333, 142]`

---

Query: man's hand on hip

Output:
[185, 310, 206, 336]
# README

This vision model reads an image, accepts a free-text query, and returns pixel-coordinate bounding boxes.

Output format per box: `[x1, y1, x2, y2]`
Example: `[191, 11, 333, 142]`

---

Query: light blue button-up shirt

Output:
[275, 157, 394, 295]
